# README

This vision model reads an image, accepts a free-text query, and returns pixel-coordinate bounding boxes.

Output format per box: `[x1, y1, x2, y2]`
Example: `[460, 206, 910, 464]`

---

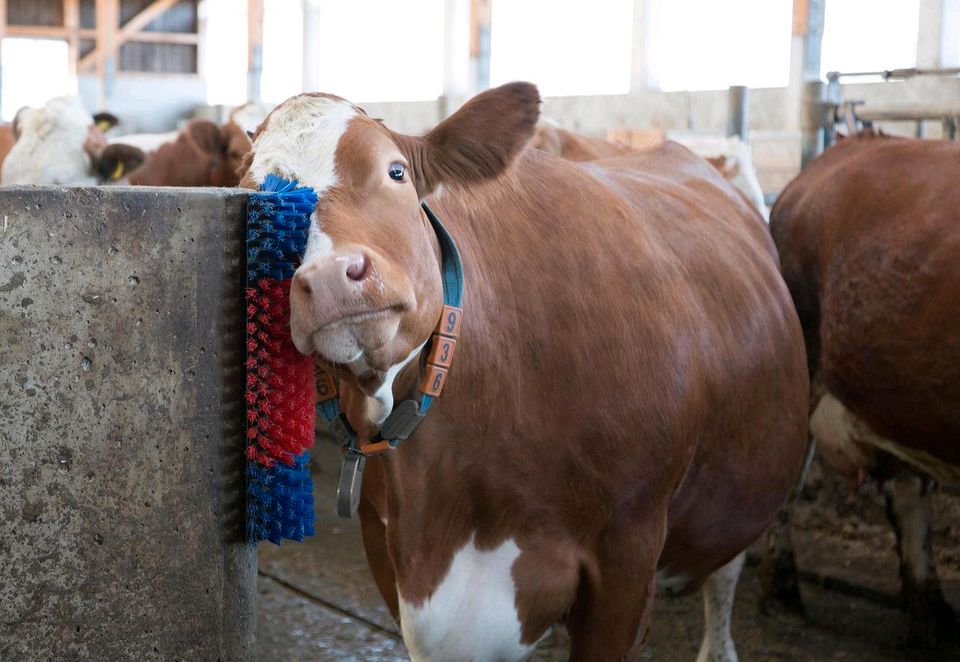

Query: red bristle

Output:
[245, 277, 316, 469]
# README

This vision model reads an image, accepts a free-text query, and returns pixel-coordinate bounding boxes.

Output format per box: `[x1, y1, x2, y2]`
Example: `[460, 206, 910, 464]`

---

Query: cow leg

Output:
[567, 519, 666, 662]
[759, 438, 816, 616]
[696, 552, 745, 662]
[884, 472, 957, 643]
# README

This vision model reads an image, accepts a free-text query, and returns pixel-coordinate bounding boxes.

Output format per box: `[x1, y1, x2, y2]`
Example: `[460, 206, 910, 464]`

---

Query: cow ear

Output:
[186, 119, 225, 154]
[11, 106, 28, 140]
[94, 144, 146, 182]
[92, 112, 119, 132]
[398, 82, 540, 197]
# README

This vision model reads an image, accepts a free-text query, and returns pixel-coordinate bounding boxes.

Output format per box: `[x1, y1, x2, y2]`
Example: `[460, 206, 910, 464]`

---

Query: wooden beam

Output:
[127, 31, 198, 45]
[5, 24, 71, 39]
[469, 0, 491, 90]
[79, 0, 182, 71]
[65, 0, 80, 78]
[117, 0, 181, 41]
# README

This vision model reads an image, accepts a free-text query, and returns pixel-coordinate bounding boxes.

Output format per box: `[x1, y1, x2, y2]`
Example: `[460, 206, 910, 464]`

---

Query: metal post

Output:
[726, 85, 749, 140]
[247, 0, 263, 102]
[801, 80, 827, 168]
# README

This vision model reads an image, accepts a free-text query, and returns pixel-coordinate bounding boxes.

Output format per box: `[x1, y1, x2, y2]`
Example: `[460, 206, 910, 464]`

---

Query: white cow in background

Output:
[1, 96, 101, 186]
[229, 101, 275, 134]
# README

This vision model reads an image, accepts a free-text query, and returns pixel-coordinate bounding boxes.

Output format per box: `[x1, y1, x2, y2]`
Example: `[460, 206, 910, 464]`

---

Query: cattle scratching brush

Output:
[245, 174, 318, 544]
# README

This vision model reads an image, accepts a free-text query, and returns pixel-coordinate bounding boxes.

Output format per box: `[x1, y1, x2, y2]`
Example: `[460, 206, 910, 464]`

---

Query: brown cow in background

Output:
[95, 118, 251, 186]
[768, 131, 960, 643]
[530, 120, 635, 161]
[0, 123, 16, 172]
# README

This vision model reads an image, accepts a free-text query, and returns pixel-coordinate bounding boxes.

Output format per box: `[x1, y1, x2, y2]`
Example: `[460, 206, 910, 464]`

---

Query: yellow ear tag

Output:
[96, 120, 112, 131]
[110, 161, 125, 181]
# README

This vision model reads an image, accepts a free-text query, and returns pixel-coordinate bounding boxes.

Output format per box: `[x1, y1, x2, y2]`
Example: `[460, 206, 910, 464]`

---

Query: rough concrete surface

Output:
[0, 186, 255, 661]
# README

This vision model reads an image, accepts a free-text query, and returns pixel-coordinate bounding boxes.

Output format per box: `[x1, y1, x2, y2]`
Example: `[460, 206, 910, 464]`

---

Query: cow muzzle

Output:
[289, 246, 415, 363]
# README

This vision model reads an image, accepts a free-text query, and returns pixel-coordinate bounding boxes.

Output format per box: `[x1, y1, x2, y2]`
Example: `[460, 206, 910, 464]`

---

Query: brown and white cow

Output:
[0, 123, 16, 174]
[531, 120, 635, 161]
[244, 83, 808, 661]
[96, 119, 251, 187]
[0, 97, 118, 185]
[769, 131, 960, 643]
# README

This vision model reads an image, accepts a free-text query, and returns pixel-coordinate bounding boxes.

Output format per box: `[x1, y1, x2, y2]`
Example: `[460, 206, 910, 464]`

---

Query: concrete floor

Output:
[257, 441, 960, 661]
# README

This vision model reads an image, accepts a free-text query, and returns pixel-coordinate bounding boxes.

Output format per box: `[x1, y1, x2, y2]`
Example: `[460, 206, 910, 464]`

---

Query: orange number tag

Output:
[436, 306, 463, 338]
[427, 335, 456, 368]
[421, 364, 448, 397]
[315, 369, 338, 403]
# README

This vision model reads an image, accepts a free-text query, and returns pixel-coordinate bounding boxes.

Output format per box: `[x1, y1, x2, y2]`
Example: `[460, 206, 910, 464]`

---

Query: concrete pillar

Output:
[943, 0, 960, 66]
[629, 0, 648, 93]
[248, 0, 264, 102]
[0, 186, 255, 660]
[302, 0, 321, 92]
[917, 0, 944, 68]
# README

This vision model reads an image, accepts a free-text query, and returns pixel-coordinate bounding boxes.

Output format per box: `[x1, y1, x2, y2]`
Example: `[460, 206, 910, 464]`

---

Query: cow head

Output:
[183, 119, 251, 187]
[1, 96, 99, 185]
[242, 82, 539, 390]
[91, 143, 147, 183]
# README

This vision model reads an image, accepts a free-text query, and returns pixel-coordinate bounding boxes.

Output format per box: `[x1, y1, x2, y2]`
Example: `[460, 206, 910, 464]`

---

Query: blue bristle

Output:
[246, 175, 318, 545]
[246, 453, 316, 544]
[246, 175, 317, 281]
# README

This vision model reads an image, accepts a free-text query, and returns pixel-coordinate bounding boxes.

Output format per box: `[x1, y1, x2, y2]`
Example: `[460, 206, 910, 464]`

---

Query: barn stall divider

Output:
[0, 186, 255, 660]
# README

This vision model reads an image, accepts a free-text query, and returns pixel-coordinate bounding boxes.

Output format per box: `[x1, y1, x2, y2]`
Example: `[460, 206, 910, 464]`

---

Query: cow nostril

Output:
[345, 253, 369, 282]
[294, 275, 312, 297]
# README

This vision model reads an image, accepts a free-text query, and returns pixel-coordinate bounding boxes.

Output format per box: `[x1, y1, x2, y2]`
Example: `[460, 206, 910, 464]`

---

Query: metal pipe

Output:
[726, 85, 749, 140]
[827, 66, 960, 81]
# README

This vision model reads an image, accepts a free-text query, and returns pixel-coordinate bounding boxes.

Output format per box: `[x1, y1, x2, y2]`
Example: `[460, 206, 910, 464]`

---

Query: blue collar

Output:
[314, 201, 465, 517]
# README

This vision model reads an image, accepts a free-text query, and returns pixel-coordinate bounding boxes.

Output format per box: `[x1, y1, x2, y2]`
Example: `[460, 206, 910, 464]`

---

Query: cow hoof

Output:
[905, 592, 959, 645]
[759, 553, 807, 621]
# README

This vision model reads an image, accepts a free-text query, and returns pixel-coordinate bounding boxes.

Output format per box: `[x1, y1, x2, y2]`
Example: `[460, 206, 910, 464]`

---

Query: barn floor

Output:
[257, 440, 960, 661]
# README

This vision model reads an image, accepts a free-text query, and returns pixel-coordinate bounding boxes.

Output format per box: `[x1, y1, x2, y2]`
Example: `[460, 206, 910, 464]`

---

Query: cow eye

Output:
[388, 162, 405, 182]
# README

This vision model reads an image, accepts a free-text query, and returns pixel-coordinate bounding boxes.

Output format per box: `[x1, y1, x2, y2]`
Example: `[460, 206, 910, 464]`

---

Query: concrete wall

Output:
[0, 186, 255, 660]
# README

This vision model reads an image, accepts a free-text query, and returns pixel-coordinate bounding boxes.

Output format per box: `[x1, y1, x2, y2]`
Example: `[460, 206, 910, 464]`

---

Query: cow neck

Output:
[314, 201, 464, 518]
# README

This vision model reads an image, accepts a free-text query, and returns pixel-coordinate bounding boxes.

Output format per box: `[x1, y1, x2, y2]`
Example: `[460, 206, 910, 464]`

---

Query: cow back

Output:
[771, 134, 960, 467]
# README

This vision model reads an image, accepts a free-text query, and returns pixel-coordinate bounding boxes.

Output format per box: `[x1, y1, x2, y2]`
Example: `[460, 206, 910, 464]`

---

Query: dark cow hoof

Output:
[905, 591, 959, 646]
[759, 552, 807, 621]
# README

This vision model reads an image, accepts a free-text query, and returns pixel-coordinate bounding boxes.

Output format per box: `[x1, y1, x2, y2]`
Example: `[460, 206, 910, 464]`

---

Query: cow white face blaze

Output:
[243, 84, 541, 390]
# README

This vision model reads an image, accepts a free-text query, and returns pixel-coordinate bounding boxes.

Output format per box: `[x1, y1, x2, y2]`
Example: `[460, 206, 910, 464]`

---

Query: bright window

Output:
[820, 0, 919, 78]
[261, 0, 304, 103]
[490, 0, 633, 96]
[311, 0, 445, 102]
[203, 0, 248, 106]
[1, 39, 72, 121]
[648, 0, 792, 91]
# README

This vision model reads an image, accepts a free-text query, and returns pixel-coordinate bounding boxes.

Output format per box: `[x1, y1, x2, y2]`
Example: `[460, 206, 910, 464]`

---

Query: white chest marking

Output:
[366, 342, 426, 425]
[399, 536, 536, 662]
